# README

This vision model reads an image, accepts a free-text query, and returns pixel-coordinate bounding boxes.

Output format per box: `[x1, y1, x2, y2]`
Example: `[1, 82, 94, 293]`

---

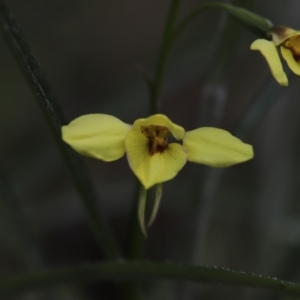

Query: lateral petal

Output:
[132, 114, 185, 140]
[125, 129, 187, 189]
[183, 127, 253, 167]
[251, 39, 288, 86]
[280, 46, 300, 75]
[62, 114, 131, 161]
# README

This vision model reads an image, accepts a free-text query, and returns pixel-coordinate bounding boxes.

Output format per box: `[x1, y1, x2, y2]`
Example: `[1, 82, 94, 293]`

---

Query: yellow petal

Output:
[62, 114, 131, 161]
[250, 39, 288, 86]
[280, 46, 300, 75]
[125, 129, 187, 189]
[183, 127, 253, 167]
[132, 114, 185, 140]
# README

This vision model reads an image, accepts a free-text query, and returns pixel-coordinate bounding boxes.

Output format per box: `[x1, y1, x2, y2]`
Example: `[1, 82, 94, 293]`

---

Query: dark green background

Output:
[0, 0, 299, 299]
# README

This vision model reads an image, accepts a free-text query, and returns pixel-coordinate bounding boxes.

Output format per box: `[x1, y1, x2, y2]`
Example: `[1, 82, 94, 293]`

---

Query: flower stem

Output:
[174, 2, 229, 39]
[1, 261, 300, 298]
[124, 181, 146, 259]
[124, 2, 183, 296]
[174, 1, 272, 41]
[0, 0, 120, 259]
[150, 0, 182, 114]
[126, 0, 183, 258]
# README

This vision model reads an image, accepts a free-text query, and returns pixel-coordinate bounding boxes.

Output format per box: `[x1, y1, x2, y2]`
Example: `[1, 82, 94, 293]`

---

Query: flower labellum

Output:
[251, 26, 300, 86]
[62, 114, 253, 190]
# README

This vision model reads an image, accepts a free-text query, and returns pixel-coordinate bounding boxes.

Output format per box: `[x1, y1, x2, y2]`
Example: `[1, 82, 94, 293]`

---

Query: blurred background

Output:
[1, 0, 300, 299]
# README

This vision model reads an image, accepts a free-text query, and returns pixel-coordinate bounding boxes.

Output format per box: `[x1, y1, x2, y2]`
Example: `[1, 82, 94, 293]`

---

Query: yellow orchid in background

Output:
[62, 114, 253, 190]
[251, 26, 300, 86]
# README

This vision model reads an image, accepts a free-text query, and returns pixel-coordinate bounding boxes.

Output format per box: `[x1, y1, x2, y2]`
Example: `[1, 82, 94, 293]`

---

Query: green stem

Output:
[1, 261, 300, 298]
[125, 4, 184, 293]
[174, 2, 227, 39]
[124, 181, 146, 259]
[150, 0, 182, 114]
[0, 0, 120, 259]
[123, 182, 146, 300]
[125, 0, 183, 260]
[149, 0, 270, 114]
[174, 2, 271, 41]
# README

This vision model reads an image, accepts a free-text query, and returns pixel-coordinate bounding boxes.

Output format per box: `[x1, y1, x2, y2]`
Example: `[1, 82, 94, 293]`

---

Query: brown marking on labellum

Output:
[141, 125, 169, 155]
[283, 36, 300, 60]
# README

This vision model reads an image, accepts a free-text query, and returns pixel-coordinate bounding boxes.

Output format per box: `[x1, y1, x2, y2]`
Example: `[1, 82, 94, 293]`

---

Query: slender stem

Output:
[123, 182, 146, 300]
[124, 181, 146, 259]
[1, 261, 300, 298]
[174, 1, 271, 41]
[124, 3, 183, 294]
[150, 0, 182, 114]
[174, 2, 227, 39]
[0, 0, 120, 259]
[125, 0, 183, 258]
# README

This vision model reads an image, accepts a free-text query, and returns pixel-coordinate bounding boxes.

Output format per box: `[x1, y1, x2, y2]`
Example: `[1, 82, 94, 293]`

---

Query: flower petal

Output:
[250, 39, 288, 86]
[280, 46, 300, 75]
[62, 114, 131, 161]
[132, 114, 185, 140]
[125, 129, 187, 189]
[183, 127, 253, 167]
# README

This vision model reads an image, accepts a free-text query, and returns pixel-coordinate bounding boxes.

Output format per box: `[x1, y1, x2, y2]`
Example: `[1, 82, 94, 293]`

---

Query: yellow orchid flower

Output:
[251, 26, 300, 86]
[62, 114, 253, 189]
